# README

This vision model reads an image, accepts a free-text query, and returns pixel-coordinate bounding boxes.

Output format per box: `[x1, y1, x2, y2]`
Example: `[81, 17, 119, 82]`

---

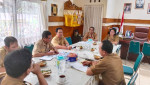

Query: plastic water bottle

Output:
[56, 55, 66, 74]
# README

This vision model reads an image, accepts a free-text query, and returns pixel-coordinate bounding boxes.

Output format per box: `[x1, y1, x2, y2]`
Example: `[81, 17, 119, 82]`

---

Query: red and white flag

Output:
[120, 11, 124, 34]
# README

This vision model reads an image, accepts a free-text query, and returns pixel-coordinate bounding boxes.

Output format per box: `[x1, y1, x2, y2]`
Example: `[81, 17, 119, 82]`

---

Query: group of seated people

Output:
[83, 27, 119, 45]
[0, 27, 125, 85]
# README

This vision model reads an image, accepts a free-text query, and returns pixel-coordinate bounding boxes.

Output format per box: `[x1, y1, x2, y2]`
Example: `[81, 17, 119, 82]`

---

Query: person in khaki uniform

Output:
[32, 31, 58, 57]
[0, 36, 19, 72]
[104, 28, 119, 45]
[51, 28, 72, 50]
[83, 40, 125, 85]
[83, 27, 98, 41]
[1, 48, 48, 85]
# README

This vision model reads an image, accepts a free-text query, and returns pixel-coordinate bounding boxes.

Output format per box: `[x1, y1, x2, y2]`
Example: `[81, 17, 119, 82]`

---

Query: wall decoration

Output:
[148, 3, 150, 14]
[51, 4, 57, 16]
[64, 0, 83, 27]
[124, 3, 132, 14]
[135, 0, 145, 9]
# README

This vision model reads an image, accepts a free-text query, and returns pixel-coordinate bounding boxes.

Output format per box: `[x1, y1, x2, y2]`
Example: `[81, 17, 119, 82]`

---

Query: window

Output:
[0, 0, 44, 47]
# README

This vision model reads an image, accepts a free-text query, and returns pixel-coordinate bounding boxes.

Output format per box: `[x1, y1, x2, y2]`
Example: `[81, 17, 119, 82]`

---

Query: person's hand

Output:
[47, 51, 55, 55]
[67, 46, 72, 50]
[31, 63, 41, 75]
[92, 61, 99, 66]
[82, 61, 92, 66]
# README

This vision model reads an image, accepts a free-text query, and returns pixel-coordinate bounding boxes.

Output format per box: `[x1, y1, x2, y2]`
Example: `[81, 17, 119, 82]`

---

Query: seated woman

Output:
[72, 29, 81, 44]
[83, 27, 98, 41]
[104, 28, 119, 45]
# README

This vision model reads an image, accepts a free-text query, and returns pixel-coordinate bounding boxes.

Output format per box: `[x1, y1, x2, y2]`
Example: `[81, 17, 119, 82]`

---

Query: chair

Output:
[24, 44, 34, 53]
[126, 41, 140, 64]
[142, 42, 150, 63]
[66, 37, 72, 45]
[123, 52, 144, 76]
[142, 42, 150, 56]
[127, 72, 138, 85]
[133, 27, 149, 42]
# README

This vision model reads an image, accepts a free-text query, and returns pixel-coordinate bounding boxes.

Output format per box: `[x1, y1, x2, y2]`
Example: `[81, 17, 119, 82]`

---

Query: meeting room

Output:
[0, 0, 150, 85]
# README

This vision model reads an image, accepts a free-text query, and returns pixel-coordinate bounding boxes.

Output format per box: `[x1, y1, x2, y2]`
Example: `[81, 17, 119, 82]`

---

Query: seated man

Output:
[32, 31, 58, 57]
[1, 48, 48, 85]
[0, 36, 19, 72]
[83, 40, 125, 85]
[83, 27, 98, 41]
[51, 28, 72, 50]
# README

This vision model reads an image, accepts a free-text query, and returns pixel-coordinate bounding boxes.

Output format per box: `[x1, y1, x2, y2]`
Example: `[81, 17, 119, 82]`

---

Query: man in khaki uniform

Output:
[83, 40, 125, 85]
[1, 49, 48, 85]
[32, 31, 58, 57]
[51, 28, 72, 50]
[0, 36, 19, 72]
[83, 27, 98, 41]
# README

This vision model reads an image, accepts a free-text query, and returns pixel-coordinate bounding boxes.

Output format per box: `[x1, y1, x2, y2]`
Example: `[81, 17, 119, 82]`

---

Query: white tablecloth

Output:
[24, 41, 121, 85]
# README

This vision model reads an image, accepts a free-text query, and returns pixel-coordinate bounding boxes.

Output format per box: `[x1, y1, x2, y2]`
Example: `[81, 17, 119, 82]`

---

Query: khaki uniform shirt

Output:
[32, 39, 56, 55]
[90, 53, 125, 85]
[0, 47, 7, 67]
[83, 32, 97, 41]
[51, 36, 68, 47]
[104, 35, 119, 43]
[1, 75, 31, 85]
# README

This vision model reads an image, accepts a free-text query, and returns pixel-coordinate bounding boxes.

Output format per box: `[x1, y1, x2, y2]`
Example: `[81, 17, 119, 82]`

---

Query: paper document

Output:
[40, 55, 57, 61]
[70, 62, 88, 72]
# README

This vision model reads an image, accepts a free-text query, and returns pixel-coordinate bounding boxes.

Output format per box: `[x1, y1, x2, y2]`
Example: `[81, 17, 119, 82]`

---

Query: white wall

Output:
[73, 0, 107, 18]
[47, 0, 73, 26]
[106, 0, 150, 20]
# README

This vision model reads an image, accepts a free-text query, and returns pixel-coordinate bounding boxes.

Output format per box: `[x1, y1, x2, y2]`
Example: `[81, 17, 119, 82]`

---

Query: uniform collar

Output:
[103, 53, 118, 59]
[2, 46, 8, 54]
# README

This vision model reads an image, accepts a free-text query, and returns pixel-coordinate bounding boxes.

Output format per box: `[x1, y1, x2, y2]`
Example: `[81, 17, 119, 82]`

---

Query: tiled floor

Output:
[122, 59, 150, 85]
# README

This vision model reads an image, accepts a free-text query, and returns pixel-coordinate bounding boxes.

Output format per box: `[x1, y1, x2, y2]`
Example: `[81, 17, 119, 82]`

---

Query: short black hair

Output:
[89, 27, 95, 30]
[42, 31, 51, 38]
[101, 40, 113, 54]
[108, 28, 116, 35]
[56, 28, 63, 33]
[4, 48, 32, 78]
[4, 36, 18, 47]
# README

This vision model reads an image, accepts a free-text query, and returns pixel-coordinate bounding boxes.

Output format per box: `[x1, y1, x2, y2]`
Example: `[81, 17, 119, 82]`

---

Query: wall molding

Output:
[49, 16, 64, 22]
[49, 16, 150, 25]
[103, 18, 150, 24]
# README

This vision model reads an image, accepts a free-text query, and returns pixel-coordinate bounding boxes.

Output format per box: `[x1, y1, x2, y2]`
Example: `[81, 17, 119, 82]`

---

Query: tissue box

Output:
[67, 53, 78, 62]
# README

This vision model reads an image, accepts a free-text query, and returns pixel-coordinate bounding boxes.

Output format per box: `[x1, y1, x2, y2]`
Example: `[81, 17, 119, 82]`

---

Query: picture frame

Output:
[148, 3, 150, 14]
[135, 0, 145, 9]
[51, 4, 58, 16]
[124, 3, 132, 14]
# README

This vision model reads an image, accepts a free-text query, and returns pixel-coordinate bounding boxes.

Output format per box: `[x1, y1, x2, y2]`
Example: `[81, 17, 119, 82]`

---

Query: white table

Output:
[24, 41, 121, 85]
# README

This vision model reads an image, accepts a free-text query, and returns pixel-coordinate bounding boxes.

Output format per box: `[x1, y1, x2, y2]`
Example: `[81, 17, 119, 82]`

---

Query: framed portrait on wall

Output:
[51, 4, 58, 16]
[124, 3, 132, 14]
[135, 0, 145, 9]
[148, 3, 150, 14]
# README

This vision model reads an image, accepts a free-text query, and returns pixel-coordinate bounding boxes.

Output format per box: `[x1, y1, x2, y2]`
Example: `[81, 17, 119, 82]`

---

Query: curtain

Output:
[0, 0, 14, 47]
[0, 0, 46, 47]
[83, 5, 103, 41]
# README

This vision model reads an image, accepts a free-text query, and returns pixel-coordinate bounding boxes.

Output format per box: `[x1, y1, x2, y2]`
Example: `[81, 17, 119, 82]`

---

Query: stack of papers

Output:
[40, 55, 57, 61]
[70, 62, 88, 72]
